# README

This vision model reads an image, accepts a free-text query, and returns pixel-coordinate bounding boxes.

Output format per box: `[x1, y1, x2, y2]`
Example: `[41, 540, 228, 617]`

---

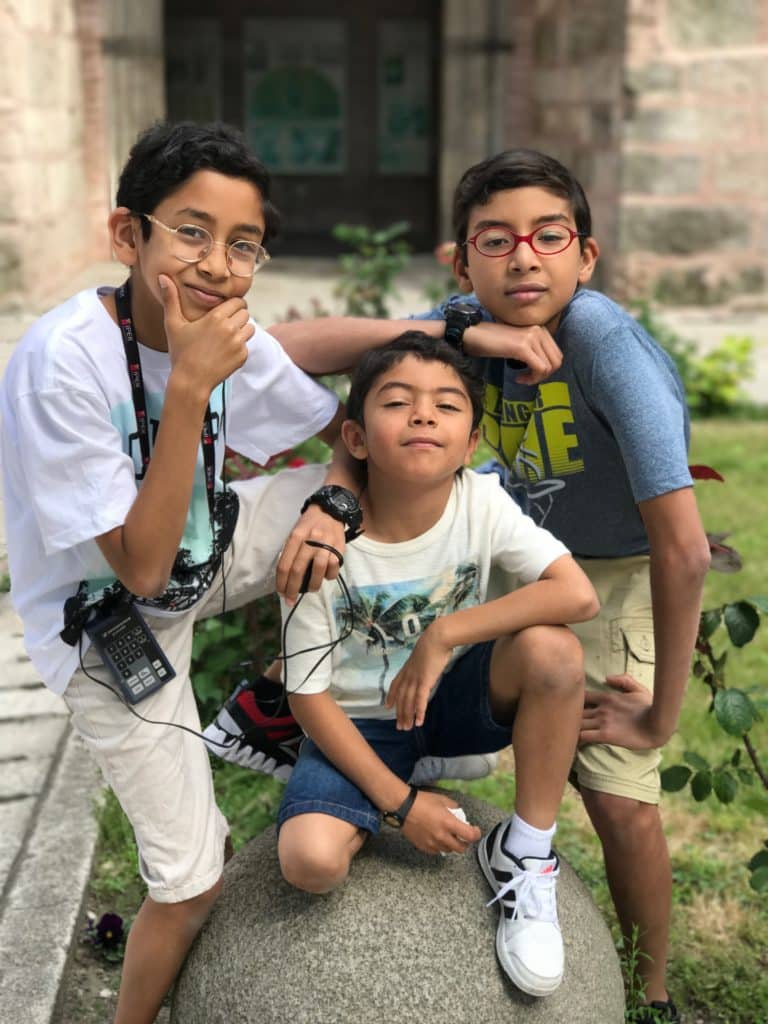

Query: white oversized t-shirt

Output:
[0, 287, 339, 694]
[280, 469, 568, 719]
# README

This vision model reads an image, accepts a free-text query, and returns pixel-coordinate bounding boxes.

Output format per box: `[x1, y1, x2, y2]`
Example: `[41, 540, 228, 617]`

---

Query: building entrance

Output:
[165, 0, 440, 252]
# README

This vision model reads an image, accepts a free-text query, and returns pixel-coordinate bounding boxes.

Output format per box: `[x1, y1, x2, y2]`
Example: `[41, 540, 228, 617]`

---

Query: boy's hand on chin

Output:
[463, 321, 562, 383]
[385, 626, 453, 730]
[402, 791, 481, 855]
[159, 274, 254, 392]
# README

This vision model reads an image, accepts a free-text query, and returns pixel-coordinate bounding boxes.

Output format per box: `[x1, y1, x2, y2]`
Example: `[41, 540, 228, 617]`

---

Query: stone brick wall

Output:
[1, 1, 95, 309]
[440, 0, 626, 292]
[439, 0, 515, 241]
[619, 0, 768, 307]
[0, 0, 164, 312]
[493, 0, 627, 293]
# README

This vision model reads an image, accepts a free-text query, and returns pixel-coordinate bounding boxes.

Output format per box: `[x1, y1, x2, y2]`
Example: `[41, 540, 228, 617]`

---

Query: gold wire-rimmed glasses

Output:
[135, 213, 270, 277]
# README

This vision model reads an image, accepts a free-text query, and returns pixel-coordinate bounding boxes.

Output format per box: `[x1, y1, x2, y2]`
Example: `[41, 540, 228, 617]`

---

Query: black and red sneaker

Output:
[203, 674, 302, 781]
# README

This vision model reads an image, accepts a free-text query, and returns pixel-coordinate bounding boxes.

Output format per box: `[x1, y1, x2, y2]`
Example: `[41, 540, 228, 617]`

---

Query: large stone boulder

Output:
[172, 795, 625, 1023]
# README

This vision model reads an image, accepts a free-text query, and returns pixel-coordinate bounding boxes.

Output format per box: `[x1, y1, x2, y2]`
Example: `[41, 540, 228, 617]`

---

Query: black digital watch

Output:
[443, 301, 484, 354]
[300, 485, 363, 542]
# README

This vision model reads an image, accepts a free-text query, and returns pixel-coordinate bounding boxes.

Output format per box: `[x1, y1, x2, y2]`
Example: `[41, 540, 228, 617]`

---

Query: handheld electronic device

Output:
[85, 601, 175, 704]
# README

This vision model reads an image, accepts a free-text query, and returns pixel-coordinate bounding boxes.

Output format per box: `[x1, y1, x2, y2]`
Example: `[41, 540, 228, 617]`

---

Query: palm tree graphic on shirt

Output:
[335, 563, 480, 704]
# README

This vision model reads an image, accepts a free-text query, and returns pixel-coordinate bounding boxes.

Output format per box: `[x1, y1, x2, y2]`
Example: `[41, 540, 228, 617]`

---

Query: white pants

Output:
[64, 464, 327, 902]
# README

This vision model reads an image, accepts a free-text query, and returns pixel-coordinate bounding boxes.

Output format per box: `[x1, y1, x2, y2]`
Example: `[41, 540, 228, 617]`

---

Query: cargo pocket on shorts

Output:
[610, 618, 655, 691]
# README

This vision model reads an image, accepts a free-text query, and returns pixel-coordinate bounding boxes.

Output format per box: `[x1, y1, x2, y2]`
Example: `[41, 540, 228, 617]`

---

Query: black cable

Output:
[280, 564, 354, 698]
[76, 632, 237, 749]
[75, 545, 355, 744]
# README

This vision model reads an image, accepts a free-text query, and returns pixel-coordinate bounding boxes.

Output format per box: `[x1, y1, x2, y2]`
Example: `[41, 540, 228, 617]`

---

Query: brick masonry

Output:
[2, 1, 768, 310]
[0, 0, 164, 310]
[618, 0, 768, 307]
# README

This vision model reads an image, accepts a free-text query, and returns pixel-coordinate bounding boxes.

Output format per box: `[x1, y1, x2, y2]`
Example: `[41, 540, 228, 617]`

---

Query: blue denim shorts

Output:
[276, 641, 512, 835]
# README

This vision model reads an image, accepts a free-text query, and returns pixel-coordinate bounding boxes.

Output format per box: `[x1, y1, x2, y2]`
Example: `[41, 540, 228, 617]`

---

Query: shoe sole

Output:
[477, 838, 563, 997]
[201, 722, 293, 782]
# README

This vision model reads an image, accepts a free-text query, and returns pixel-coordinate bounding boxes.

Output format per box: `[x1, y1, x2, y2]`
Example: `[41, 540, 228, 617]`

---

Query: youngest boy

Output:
[275, 331, 599, 997]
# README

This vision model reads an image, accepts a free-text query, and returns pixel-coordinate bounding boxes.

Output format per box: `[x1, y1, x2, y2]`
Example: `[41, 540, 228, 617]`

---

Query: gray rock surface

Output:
[172, 795, 625, 1024]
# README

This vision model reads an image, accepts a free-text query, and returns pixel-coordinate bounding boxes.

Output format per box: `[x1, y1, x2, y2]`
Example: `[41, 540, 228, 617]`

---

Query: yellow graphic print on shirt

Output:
[482, 381, 583, 525]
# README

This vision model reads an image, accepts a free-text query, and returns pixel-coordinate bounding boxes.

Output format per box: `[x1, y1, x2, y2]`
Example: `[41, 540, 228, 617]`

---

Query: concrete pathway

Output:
[0, 255, 765, 1023]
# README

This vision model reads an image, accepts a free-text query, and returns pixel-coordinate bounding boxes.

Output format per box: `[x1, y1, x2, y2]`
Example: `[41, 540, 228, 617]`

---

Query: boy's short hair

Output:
[347, 331, 485, 431]
[452, 149, 592, 248]
[116, 121, 281, 244]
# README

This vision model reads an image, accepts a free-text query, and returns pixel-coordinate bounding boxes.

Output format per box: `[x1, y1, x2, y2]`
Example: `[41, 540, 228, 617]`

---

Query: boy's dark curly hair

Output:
[452, 148, 592, 250]
[116, 121, 280, 243]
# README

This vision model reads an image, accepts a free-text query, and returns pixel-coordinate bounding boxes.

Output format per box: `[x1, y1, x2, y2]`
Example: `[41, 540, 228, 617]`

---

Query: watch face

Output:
[332, 492, 356, 513]
[382, 812, 402, 829]
[447, 302, 482, 325]
[450, 301, 478, 317]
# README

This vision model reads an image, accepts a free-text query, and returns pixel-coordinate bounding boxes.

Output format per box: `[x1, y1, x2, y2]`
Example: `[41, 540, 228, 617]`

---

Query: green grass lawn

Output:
[88, 419, 768, 1023]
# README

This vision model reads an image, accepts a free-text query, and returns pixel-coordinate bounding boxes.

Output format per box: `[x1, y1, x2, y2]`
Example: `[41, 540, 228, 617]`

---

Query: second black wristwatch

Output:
[382, 785, 419, 828]
[300, 485, 363, 542]
[443, 300, 484, 354]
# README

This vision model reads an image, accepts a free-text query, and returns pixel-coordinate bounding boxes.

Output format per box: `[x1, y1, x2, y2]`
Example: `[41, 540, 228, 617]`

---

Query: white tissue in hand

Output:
[448, 807, 468, 823]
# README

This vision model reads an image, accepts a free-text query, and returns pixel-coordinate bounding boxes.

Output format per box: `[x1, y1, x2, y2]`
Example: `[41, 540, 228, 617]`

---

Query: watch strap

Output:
[383, 784, 419, 828]
[443, 304, 482, 354]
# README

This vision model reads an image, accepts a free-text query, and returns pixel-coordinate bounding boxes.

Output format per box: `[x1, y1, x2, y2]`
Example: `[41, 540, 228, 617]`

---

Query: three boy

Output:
[2, 116, 709, 1021]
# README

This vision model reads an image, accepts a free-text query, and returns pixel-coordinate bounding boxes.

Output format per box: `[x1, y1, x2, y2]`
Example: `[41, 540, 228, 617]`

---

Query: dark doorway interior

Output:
[165, 0, 441, 253]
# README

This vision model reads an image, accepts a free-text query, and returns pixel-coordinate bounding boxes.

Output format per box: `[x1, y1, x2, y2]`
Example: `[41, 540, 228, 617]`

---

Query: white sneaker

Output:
[409, 752, 499, 787]
[477, 821, 563, 996]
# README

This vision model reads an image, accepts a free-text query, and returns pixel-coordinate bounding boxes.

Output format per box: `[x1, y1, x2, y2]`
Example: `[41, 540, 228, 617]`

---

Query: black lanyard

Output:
[114, 280, 217, 525]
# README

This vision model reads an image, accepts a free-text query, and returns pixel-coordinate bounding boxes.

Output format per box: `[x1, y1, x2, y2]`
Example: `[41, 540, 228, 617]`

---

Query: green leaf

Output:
[660, 765, 692, 792]
[737, 769, 754, 786]
[683, 750, 710, 771]
[700, 608, 722, 638]
[749, 866, 768, 892]
[723, 601, 761, 647]
[713, 770, 737, 803]
[691, 770, 712, 801]
[714, 689, 756, 735]
[748, 849, 768, 871]
[747, 595, 768, 614]
[730, 748, 742, 767]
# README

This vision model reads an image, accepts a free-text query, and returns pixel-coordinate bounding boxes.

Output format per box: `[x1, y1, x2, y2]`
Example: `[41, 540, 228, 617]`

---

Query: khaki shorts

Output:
[569, 555, 660, 805]
[63, 464, 327, 903]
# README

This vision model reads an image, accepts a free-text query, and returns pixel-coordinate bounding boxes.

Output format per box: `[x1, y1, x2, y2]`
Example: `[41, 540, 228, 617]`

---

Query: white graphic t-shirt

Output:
[0, 287, 339, 693]
[280, 469, 568, 719]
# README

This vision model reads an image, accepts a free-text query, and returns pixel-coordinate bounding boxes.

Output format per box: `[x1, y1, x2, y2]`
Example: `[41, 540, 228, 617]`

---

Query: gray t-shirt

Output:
[416, 289, 692, 557]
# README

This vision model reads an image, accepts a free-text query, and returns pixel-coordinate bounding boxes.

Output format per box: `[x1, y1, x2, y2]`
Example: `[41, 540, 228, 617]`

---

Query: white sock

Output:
[502, 813, 556, 862]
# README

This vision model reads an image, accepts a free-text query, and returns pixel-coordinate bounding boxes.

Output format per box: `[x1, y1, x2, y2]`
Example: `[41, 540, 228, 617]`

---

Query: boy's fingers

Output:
[453, 820, 482, 845]
[157, 274, 185, 326]
[396, 683, 416, 730]
[605, 673, 645, 693]
[414, 687, 429, 727]
[384, 675, 399, 708]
